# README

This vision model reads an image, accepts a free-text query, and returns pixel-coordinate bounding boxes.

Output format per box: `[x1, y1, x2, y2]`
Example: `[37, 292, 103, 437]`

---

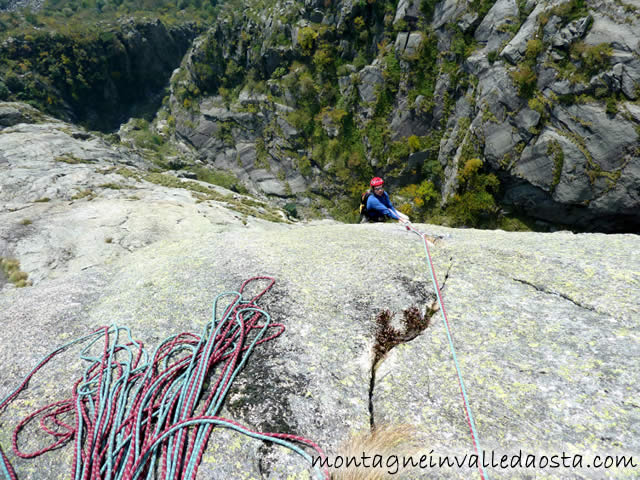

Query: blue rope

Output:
[407, 225, 489, 480]
[0, 280, 328, 480]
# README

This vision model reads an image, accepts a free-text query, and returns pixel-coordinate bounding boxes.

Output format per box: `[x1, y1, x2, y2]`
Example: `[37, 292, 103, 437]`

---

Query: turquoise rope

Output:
[1, 282, 326, 480]
[408, 226, 489, 480]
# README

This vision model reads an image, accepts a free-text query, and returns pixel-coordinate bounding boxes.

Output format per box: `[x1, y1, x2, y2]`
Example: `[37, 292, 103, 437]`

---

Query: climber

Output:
[360, 177, 410, 224]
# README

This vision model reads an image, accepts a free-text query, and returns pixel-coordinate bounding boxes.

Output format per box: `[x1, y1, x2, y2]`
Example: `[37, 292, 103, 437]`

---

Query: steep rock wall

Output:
[162, 0, 640, 231]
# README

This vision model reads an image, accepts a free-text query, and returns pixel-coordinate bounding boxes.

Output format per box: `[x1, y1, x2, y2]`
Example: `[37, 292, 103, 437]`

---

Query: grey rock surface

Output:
[474, 0, 519, 52]
[1, 162, 639, 479]
[1, 102, 640, 479]
[394, 0, 420, 24]
[501, 3, 545, 64]
[550, 16, 592, 49]
[357, 65, 384, 104]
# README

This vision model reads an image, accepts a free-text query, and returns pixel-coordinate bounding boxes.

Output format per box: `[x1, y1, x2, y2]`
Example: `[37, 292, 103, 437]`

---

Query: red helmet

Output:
[370, 177, 384, 187]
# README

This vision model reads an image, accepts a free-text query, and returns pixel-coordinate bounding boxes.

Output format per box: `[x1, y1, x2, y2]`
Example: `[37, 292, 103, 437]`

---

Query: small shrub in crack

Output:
[373, 306, 431, 364]
[402, 306, 430, 333]
[373, 310, 402, 364]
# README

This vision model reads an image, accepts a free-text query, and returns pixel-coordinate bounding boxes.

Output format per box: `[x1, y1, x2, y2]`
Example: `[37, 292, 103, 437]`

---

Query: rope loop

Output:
[0, 277, 328, 480]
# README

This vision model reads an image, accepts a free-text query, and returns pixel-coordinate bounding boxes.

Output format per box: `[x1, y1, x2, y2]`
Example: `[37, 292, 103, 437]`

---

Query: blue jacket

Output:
[366, 191, 400, 220]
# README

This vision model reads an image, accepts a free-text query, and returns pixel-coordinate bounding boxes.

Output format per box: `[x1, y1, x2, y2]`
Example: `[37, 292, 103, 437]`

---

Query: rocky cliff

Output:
[0, 18, 201, 131]
[1, 102, 639, 479]
[156, 0, 640, 232]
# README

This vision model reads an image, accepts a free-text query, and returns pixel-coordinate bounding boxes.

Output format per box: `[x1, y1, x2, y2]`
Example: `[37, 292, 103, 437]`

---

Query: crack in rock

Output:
[368, 261, 451, 429]
[512, 277, 597, 313]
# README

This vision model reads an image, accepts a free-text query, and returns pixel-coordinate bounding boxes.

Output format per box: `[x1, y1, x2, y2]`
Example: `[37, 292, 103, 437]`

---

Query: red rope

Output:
[1, 277, 328, 480]
[407, 224, 488, 480]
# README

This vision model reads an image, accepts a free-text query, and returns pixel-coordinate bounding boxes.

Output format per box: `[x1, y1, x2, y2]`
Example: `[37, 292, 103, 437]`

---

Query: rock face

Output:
[0, 18, 199, 131]
[1, 104, 639, 479]
[0, 103, 287, 284]
[154, 0, 640, 232]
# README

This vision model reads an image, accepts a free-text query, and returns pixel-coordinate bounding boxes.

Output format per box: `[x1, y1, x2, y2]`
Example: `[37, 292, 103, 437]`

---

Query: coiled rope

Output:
[405, 224, 489, 480]
[0, 276, 328, 480]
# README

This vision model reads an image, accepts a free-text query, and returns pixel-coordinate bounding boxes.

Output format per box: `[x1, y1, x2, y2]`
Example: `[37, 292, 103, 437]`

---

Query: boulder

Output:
[389, 96, 430, 141]
[357, 65, 384, 104]
[483, 119, 521, 169]
[501, 3, 546, 64]
[474, 0, 519, 52]
[550, 16, 592, 49]
[457, 12, 480, 33]
[0, 103, 34, 128]
[551, 103, 637, 172]
[432, 0, 467, 30]
[393, 0, 420, 24]
[584, 12, 640, 52]
[405, 32, 423, 56]
[513, 127, 586, 196]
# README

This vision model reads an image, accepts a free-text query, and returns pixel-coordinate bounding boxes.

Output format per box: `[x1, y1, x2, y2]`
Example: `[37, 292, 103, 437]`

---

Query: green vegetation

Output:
[0, 0, 214, 36]
[419, 0, 438, 21]
[511, 64, 537, 99]
[99, 182, 126, 189]
[71, 188, 95, 200]
[3, 0, 615, 231]
[140, 171, 287, 223]
[446, 158, 500, 227]
[547, 140, 565, 190]
[297, 27, 318, 56]
[568, 42, 612, 80]
[0, 257, 31, 287]
[55, 154, 93, 164]
[469, 0, 499, 19]
[190, 166, 248, 193]
[283, 202, 298, 219]
[547, 0, 589, 25]
[0, 0, 213, 129]
[397, 180, 439, 219]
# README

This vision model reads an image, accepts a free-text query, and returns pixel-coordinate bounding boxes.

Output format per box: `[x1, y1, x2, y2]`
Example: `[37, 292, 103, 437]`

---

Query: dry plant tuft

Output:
[331, 425, 420, 480]
[372, 306, 431, 364]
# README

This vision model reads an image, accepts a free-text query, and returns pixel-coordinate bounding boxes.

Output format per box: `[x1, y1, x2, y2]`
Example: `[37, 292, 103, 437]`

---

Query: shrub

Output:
[283, 202, 298, 218]
[420, 0, 438, 20]
[528, 96, 545, 116]
[1, 257, 31, 288]
[498, 216, 533, 231]
[551, 0, 589, 23]
[313, 47, 333, 74]
[397, 180, 438, 220]
[570, 42, 612, 77]
[373, 306, 430, 363]
[271, 66, 287, 79]
[525, 38, 544, 61]
[408, 135, 420, 153]
[297, 26, 318, 56]
[511, 65, 537, 98]
[547, 140, 564, 189]
[447, 158, 500, 227]
[297, 156, 312, 176]
[0, 81, 9, 100]
[5, 72, 23, 92]
[191, 166, 248, 193]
